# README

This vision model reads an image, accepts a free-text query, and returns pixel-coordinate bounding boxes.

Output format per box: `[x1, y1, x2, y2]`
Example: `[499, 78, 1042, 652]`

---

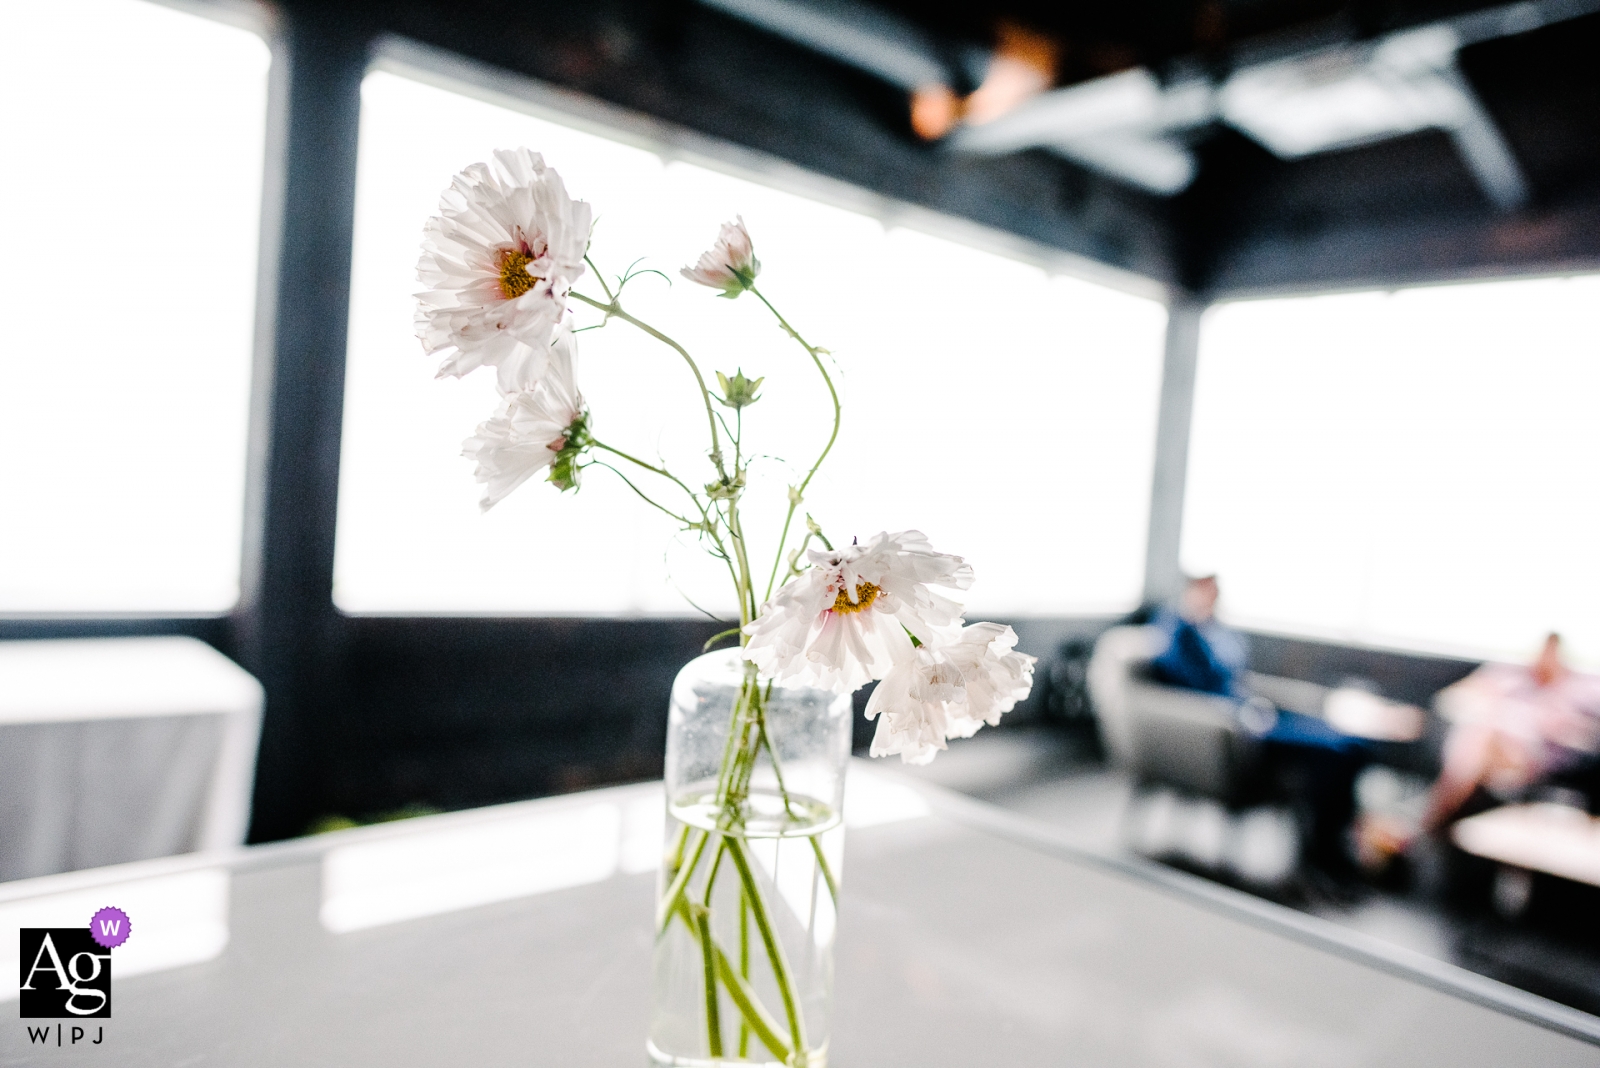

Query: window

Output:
[334, 67, 1167, 618]
[0, 0, 269, 613]
[1183, 277, 1600, 665]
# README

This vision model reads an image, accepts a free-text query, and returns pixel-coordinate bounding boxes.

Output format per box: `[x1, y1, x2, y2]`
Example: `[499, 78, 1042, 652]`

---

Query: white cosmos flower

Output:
[743, 530, 973, 691]
[417, 148, 592, 393]
[462, 330, 587, 511]
[681, 216, 760, 297]
[863, 646, 962, 765]
[937, 623, 1038, 738]
[866, 623, 1037, 765]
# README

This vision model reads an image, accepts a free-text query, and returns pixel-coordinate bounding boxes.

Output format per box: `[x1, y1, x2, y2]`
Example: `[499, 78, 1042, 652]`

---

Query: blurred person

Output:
[1147, 574, 1248, 696]
[1148, 575, 1369, 881]
[1362, 634, 1600, 865]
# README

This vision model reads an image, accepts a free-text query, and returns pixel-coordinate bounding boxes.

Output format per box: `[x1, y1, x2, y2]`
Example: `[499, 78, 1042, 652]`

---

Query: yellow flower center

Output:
[831, 581, 881, 614]
[497, 247, 540, 300]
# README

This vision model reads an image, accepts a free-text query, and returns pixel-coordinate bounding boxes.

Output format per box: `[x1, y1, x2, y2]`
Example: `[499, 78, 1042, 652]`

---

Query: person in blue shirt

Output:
[1148, 575, 1248, 697]
[1147, 575, 1368, 884]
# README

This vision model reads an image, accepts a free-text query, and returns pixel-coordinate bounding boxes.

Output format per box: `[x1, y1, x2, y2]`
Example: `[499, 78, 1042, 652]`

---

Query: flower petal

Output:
[417, 148, 591, 393]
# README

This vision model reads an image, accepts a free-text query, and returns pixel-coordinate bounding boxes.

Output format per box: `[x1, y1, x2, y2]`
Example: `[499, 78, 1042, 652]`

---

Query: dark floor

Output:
[888, 723, 1600, 1019]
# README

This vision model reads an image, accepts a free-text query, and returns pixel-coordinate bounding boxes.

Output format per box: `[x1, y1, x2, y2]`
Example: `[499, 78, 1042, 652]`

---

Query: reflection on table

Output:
[1, 763, 1597, 1067]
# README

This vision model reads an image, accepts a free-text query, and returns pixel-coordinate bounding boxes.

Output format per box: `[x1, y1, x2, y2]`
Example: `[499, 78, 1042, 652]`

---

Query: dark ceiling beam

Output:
[247, 0, 1600, 299]
[1202, 194, 1600, 297]
[293, 0, 1180, 287]
[1187, 13, 1600, 294]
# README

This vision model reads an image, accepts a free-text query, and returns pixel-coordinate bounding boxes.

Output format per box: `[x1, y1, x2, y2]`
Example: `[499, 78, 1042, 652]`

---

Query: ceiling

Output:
[298, 0, 1600, 293]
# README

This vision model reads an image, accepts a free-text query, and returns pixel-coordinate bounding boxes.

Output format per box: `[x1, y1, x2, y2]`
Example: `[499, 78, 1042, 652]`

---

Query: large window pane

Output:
[0, 0, 269, 613]
[335, 69, 1166, 617]
[1183, 277, 1600, 664]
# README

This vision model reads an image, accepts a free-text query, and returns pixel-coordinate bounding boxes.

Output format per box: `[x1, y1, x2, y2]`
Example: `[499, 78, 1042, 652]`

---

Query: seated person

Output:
[1146, 576, 1367, 879]
[1147, 575, 1248, 697]
[1364, 634, 1600, 864]
[1147, 576, 1356, 749]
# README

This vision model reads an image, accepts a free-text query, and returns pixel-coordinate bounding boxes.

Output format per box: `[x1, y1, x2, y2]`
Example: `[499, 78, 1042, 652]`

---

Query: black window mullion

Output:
[234, 6, 368, 843]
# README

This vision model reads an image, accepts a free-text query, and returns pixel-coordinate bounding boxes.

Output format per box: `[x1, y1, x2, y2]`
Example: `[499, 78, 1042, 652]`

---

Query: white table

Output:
[0, 636, 262, 882]
[1, 766, 1596, 1066]
[1453, 803, 1600, 887]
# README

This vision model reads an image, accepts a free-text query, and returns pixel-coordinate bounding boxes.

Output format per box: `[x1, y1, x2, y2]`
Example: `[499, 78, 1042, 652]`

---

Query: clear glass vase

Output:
[649, 648, 852, 1068]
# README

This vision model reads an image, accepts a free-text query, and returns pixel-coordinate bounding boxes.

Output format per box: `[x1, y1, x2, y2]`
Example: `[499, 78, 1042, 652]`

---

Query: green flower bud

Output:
[546, 411, 592, 492]
[715, 369, 764, 410]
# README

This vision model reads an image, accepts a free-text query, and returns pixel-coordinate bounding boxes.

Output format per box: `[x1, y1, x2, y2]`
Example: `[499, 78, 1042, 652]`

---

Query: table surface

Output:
[0, 637, 262, 723]
[3, 764, 1599, 1068]
[1453, 802, 1600, 887]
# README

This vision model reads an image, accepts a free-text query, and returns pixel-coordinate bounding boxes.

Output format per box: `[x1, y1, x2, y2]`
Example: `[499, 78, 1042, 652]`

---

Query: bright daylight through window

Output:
[1183, 276, 1600, 666]
[0, 0, 269, 613]
[335, 67, 1168, 618]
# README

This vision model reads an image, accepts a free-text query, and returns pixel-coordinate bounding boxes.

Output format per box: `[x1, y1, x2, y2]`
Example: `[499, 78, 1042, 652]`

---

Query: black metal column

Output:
[235, 8, 367, 843]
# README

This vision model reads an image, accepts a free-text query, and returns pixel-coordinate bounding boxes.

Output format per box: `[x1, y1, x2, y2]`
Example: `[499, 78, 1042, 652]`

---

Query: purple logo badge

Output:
[89, 907, 130, 950]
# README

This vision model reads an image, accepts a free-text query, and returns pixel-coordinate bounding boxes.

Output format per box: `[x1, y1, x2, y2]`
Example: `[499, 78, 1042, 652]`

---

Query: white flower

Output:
[866, 623, 1037, 765]
[417, 148, 592, 393]
[681, 216, 760, 297]
[863, 646, 962, 765]
[938, 623, 1037, 738]
[462, 330, 587, 510]
[743, 530, 973, 691]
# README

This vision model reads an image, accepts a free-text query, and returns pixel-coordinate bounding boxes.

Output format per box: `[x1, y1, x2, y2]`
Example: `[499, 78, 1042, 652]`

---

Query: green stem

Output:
[701, 839, 727, 907]
[571, 290, 727, 482]
[752, 287, 842, 602]
[714, 936, 790, 1063]
[713, 670, 759, 804]
[750, 714, 836, 901]
[739, 886, 752, 1058]
[726, 690, 767, 808]
[569, 291, 748, 615]
[590, 442, 744, 599]
[810, 836, 839, 904]
[753, 690, 812, 833]
[703, 626, 742, 652]
[592, 463, 743, 611]
[693, 904, 723, 1057]
[583, 254, 616, 303]
[755, 719, 796, 814]
[589, 462, 697, 529]
[657, 830, 709, 935]
[591, 440, 701, 505]
[665, 823, 691, 877]
[590, 442, 724, 548]
[670, 892, 793, 1063]
[726, 837, 808, 1054]
[725, 496, 760, 627]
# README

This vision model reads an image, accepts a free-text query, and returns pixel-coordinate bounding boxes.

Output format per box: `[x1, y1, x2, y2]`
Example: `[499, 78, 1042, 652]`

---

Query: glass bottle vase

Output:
[649, 648, 852, 1068]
